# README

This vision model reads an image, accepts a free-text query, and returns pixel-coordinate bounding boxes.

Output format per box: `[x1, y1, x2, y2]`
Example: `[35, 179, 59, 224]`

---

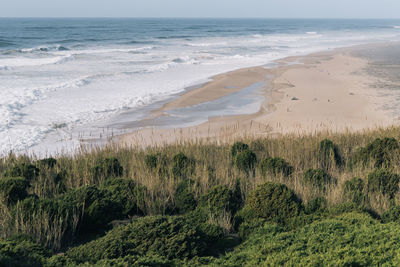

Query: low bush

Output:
[144, 153, 158, 169]
[303, 168, 333, 191]
[0, 236, 50, 267]
[174, 179, 196, 214]
[353, 137, 399, 168]
[259, 157, 293, 177]
[37, 158, 57, 168]
[234, 150, 257, 173]
[304, 197, 328, 214]
[343, 177, 366, 206]
[0, 177, 29, 205]
[5, 163, 39, 181]
[245, 182, 302, 223]
[318, 139, 343, 169]
[94, 157, 123, 180]
[199, 185, 241, 216]
[231, 142, 249, 158]
[66, 216, 210, 263]
[381, 206, 400, 223]
[367, 169, 399, 198]
[172, 152, 195, 179]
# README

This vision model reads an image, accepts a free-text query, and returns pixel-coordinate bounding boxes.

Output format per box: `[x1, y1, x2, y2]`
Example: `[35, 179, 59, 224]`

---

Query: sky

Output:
[1, 0, 400, 19]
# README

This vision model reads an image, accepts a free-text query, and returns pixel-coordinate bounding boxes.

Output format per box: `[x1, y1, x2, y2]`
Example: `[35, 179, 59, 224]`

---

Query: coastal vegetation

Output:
[2, 126, 400, 265]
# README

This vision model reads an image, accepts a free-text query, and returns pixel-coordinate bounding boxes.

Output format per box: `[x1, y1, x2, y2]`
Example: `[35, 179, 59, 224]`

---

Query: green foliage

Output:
[5, 163, 39, 181]
[213, 212, 400, 266]
[353, 137, 399, 168]
[199, 185, 241, 215]
[66, 216, 209, 263]
[234, 150, 257, 173]
[231, 142, 249, 157]
[37, 158, 57, 168]
[144, 153, 158, 169]
[0, 177, 29, 205]
[304, 197, 327, 214]
[174, 179, 196, 214]
[259, 157, 293, 177]
[0, 236, 50, 267]
[381, 206, 400, 223]
[102, 177, 147, 216]
[343, 177, 366, 205]
[172, 152, 194, 179]
[94, 157, 123, 180]
[318, 139, 343, 169]
[303, 168, 334, 191]
[245, 182, 302, 223]
[367, 169, 399, 198]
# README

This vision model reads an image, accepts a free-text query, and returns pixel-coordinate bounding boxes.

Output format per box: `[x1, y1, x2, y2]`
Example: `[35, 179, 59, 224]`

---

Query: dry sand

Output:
[118, 46, 397, 147]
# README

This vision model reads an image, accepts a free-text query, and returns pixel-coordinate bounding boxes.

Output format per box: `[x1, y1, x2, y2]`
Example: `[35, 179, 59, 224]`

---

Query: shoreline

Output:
[117, 43, 399, 148]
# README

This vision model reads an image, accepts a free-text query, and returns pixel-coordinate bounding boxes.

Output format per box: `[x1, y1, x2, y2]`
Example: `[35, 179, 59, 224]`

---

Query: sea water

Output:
[1, 18, 400, 155]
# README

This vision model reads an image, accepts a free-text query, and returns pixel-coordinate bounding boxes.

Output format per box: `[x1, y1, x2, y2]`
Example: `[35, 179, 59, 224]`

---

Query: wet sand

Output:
[118, 43, 399, 147]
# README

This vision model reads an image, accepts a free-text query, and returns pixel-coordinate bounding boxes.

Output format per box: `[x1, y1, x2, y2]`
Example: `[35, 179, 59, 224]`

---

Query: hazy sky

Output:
[2, 0, 400, 18]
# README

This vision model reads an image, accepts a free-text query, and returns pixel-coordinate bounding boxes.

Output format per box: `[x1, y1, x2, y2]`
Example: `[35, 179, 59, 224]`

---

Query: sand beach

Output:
[118, 43, 399, 147]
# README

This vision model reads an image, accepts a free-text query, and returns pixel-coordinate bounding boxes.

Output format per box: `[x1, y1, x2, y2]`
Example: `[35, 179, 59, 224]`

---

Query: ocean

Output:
[1, 18, 400, 155]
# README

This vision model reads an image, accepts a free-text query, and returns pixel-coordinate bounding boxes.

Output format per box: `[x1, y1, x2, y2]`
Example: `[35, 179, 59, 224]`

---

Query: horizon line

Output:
[1, 16, 400, 20]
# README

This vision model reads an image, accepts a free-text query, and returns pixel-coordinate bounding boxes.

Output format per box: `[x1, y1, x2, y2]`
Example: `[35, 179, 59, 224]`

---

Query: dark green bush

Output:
[231, 142, 249, 157]
[245, 182, 302, 223]
[102, 178, 147, 216]
[353, 137, 399, 168]
[172, 152, 194, 178]
[61, 186, 123, 234]
[66, 216, 209, 263]
[381, 206, 400, 223]
[144, 153, 158, 169]
[0, 177, 29, 205]
[304, 197, 328, 214]
[94, 157, 123, 179]
[259, 157, 293, 177]
[318, 139, 343, 169]
[5, 163, 39, 181]
[174, 179, 196, 214]
[0, 236, 50, 267]
[234, 150, 257, 173]
[367, 169, 399, 198]
[343, 177, 366, 205]
[199, 185, 241, 215]
[303, 168, 333, 191]
[37, 158, 57, 168]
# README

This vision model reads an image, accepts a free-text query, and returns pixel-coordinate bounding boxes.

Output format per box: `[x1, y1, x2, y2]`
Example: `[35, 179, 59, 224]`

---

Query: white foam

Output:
[2, 27, 400, 156]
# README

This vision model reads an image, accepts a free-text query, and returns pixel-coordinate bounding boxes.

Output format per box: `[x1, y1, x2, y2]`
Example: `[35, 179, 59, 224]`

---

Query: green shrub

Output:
[319, 139, 343, 169]
[303, 168, 333, 191]
[37, 158, 57, 168]
[234, 150, 257, 173]
[304, 197, 328, 214]
[0, 236, 50, 267]
[199, 185, 241, 215]
[245, 182, 302, 223]
[144, 153, 158, 169]
[231, 142, 249, 157]
[174, 179, 196, 214]
[0, 177, 29, 205]
[367, 169, 399, 198]
[94, 157, 123, 179]
[343, 177, 366, 205]
[172, 152, 194, 178]
[61, 186, 123, 234]
[354, 137, 399, 168]
[259, 157, 293, 177]
[381, 206, 400, 223]
[102, 178, 147, 216]
[66, 216, 209, 263]
[214, 212, 400, 266]
[5, 163, 39, 181]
